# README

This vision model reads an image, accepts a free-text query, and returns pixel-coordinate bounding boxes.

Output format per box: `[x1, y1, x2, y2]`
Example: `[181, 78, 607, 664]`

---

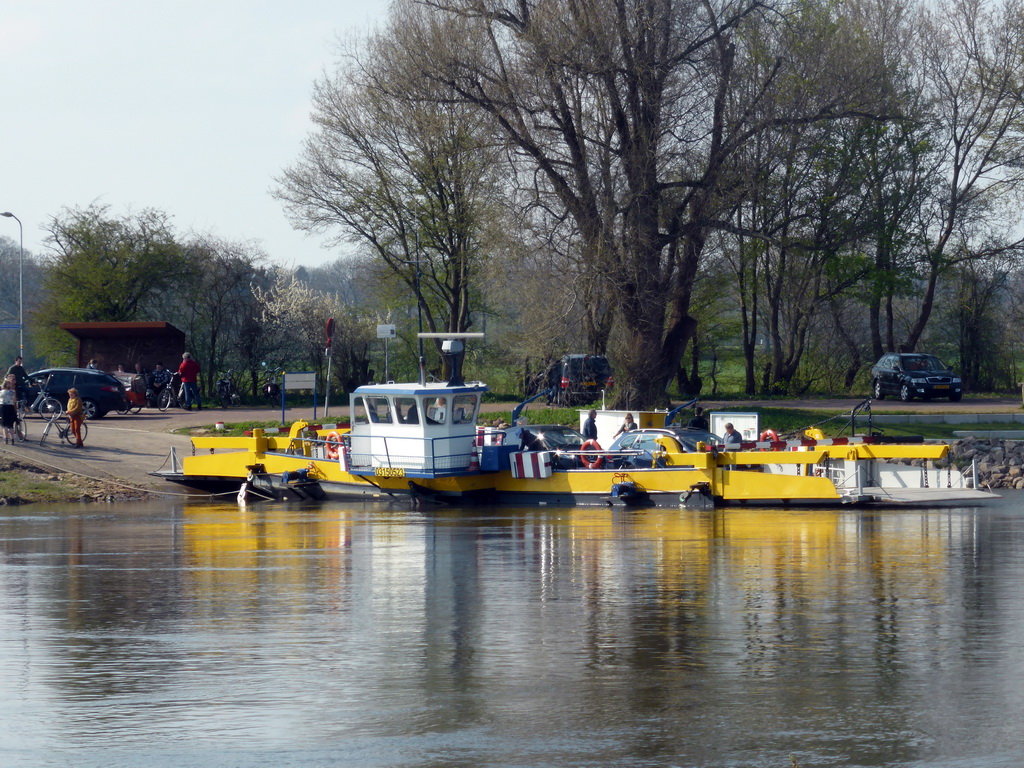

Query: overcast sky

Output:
[1, 0, 386, 267]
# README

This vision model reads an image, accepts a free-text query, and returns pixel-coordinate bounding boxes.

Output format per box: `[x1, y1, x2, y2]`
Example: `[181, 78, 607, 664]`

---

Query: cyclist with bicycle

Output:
[149, 362, 171, 407]
[7, 356, 30, 405]
[66, 388, 85, 448]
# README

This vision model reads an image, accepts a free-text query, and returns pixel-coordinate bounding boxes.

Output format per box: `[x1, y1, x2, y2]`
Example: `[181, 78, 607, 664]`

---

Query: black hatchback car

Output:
[27, 367, 130, 418]
[870, 353, 962, 402]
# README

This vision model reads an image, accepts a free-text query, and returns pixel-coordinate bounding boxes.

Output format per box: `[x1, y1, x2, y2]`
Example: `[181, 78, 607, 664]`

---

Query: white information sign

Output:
[284, 372, 316, 390]
[377, 324, 397, 339]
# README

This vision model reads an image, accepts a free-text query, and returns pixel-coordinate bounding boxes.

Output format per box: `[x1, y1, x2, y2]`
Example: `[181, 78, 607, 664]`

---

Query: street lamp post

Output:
[0, 212, 23, 356]
[399, 253, 425, 385]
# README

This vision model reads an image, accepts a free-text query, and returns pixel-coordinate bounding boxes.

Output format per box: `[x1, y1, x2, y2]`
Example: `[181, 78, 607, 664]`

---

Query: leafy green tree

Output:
[36, 205, 182, 361]
[150, 235, 271, 397]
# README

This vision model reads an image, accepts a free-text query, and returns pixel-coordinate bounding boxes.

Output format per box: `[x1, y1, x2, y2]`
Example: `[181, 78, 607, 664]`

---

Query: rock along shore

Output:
[943, 437, 1024, 490]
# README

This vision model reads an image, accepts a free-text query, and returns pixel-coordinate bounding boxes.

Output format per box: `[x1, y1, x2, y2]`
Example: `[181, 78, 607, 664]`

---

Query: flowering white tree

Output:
[253, 271, 376, 395]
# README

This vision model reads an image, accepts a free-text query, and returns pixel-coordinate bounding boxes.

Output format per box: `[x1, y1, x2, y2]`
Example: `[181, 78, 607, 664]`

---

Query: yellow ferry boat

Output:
[155, 336, 995, 508]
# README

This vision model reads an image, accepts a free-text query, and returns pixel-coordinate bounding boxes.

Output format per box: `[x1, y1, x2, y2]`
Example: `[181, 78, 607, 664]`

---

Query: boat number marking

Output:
[374, 467, 406, 478]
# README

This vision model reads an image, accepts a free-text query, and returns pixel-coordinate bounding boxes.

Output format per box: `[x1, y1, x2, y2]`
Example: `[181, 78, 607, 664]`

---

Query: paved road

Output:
[1, 397, 1018, 497]
[693, 397, 1023, 413]
[0, 406, 337, 497]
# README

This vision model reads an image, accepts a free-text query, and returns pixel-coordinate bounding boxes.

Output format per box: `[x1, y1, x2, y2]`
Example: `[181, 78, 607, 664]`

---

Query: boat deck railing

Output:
[329, 433, 476, 477]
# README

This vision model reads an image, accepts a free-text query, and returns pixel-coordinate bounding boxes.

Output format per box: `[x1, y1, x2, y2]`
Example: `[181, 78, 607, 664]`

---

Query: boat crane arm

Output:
[664, 397, 700, 427]
[511, 387, 556, 424]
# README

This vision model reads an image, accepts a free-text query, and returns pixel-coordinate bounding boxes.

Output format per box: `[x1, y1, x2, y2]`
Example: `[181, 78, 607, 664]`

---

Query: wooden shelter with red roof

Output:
[59, 321, 186, 371]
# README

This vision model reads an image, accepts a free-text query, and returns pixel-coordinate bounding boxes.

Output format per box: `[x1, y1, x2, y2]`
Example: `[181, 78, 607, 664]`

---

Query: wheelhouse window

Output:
[451, 394, 478, 424]
[352, 398, 370, 425]
[426, 397, 447, 424]
[395, 397, 419, 424]
[365, 396, 393, 423]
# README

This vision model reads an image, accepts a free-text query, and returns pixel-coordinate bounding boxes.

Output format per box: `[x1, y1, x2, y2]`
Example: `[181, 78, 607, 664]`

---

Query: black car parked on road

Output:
[870, 353, 962, 402]
[27, 367, 130, 419]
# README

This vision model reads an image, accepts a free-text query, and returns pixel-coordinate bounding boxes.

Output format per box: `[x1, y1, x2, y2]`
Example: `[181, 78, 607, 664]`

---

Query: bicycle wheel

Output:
[39, 397, 63, 421]
[38, 420, 53, 446]
[158, 388, 172, 412]
[62, 418, 87, 446]
[15, 418, 26, 442]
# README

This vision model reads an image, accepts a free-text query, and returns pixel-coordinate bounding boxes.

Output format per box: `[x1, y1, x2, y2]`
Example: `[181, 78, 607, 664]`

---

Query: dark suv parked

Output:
[870, 353, 962, 402]
[546, 354, 614, 406]
[27, 367, 130, 418]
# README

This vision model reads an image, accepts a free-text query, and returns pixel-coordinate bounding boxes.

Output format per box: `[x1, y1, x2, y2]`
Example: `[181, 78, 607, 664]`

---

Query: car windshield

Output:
[541, 428, 584, 449]
[668, 428, 721, 450]
[902, 354, 947, 371]
[610, 428, 721, 453]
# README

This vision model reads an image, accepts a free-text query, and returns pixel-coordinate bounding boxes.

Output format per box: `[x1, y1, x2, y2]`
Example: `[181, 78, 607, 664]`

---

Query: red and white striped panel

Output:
[476, 427, 506, 446]
[510, 451, 554, 479]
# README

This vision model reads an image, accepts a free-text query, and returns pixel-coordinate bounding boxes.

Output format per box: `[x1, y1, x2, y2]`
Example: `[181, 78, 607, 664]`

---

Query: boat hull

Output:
[156, 432, 995, 508]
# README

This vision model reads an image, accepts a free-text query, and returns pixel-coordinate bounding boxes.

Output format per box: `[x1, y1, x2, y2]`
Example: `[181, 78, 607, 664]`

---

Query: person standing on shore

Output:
[0, 379, 17, 444]
[66, 387, 85, 448]
[7, 356, 28, 402]
[178, 352, 202, 411]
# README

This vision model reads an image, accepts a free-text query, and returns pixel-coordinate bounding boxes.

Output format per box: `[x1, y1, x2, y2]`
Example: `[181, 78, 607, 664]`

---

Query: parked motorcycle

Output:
[261, 364, 282, 404]
[216, 373, 241, 408]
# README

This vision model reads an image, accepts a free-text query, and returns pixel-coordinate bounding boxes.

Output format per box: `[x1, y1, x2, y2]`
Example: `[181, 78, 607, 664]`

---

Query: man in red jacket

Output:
[178, 352, 202, 411]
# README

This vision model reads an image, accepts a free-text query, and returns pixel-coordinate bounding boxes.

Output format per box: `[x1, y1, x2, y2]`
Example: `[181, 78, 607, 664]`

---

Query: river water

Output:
[2, 496, 1024, 768]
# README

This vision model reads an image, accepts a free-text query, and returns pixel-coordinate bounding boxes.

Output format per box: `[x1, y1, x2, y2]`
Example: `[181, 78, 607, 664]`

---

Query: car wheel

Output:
[899, 383, 913, 402]
[873, 379, 885, 400]
[81, 399, 101, 419]
[950, 392, 963, 402]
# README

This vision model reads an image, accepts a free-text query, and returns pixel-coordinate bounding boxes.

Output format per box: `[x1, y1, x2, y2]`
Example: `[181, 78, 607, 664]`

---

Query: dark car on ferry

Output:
[505, 424, 585, 452]
[608, 427, 721, 468]
[870, 353, 962, 402]
[27, 367, 130, 419]
[504, 424, 586, 469]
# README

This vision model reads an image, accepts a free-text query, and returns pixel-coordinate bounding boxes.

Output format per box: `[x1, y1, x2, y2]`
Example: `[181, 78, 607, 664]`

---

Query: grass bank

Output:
[0, 455, 141, 504]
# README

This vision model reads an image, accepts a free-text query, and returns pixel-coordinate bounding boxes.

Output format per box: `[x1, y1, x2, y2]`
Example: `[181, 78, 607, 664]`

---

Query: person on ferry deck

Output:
[687, 407, 709, 430]
[613, 413, 637, 437]
[582, 409, 598, 441]
[723, 422, 742, 448]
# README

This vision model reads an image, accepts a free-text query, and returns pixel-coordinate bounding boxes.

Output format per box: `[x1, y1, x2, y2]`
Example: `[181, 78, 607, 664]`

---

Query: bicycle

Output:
[157, 372, 189, 412]
[13, 411, 27, 443]
[39, 413, 87, 446]
[20, 380, 62, 421]
[30, 393, 63, 420]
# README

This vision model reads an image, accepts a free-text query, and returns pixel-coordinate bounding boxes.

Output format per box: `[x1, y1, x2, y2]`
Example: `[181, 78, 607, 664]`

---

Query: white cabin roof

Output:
[353, 381, 488, 397]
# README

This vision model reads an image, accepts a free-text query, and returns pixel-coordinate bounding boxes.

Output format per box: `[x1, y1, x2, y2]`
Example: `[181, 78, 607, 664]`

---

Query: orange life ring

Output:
[580, 439, 605, 469]
[325, 431, 341, 460]
[760, 429, 778, 443]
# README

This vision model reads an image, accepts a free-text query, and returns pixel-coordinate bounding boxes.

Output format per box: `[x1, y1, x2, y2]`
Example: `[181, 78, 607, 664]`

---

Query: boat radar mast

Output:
[418, 332, 485, 386]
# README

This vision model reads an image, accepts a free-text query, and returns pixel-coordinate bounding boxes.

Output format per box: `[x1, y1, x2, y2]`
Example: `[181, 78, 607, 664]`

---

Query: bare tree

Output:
[276, 12, 507, 371]
[399, 0, 895, 406]
[895, 0, 1024, 351]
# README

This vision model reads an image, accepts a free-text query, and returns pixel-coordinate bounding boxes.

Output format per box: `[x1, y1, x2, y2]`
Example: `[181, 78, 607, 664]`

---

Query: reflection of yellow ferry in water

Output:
[157, 336, 995, 509]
